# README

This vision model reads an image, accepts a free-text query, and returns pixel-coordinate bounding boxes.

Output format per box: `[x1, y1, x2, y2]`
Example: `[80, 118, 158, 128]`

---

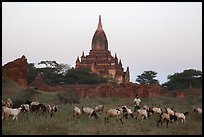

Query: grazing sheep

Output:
[122, 106, 134, 118]
[46, 104, 52, 113]
[30, 101, 40, 106]
[157, 112, 177, 128]
[135, 105, 153, 121]
[82, 107, 98, 119]
[143, 105, 149, 110]
[2, 100, 5, 106]
[2, 106, 22, 121]
[94, 105, 104, 113]
[194, 107, 202, 114]
[20, 104, 30, 113]
[151, 107, 163, 115]
[135, 109, 150, 121]
[104, 106, 128, 124]
[165, 108, 174, 116]
[73, 106, 82, 119]
[50, 105, 58, 117]
[25, 100, 32, 106]
[174, 111, 188, 124]
[3, 98, 13, 108]
[30, 103, 47, 114]
[143, 105, 154, 117]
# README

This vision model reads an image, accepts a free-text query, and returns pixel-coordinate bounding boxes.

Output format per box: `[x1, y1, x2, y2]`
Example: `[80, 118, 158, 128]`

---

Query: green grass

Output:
[2, 78, 202, 135]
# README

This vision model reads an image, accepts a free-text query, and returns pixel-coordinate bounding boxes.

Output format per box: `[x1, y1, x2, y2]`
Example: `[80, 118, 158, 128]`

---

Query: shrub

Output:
[56, 91, 80, 104]
[12, 88, 41, 107]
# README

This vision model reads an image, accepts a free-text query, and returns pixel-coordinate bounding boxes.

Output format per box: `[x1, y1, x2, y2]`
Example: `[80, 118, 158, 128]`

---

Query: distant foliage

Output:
[27, 60, 108, 85]
[136, 70, 159, 84]
[162, 69, 202, 90]
[64, 68, 108, 84]
[27, 63, 38, 85]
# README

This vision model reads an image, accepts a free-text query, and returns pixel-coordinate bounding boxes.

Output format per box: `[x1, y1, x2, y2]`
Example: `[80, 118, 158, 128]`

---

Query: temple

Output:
[75, 15, 130, 84]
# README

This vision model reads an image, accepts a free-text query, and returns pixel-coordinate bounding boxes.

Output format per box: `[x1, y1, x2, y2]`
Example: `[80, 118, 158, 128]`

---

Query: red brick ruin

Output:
[2, 55, 28, 87]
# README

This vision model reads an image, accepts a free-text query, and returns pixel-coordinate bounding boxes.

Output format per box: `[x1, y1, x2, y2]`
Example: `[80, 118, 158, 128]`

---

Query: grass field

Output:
[2, 77, 202, 135]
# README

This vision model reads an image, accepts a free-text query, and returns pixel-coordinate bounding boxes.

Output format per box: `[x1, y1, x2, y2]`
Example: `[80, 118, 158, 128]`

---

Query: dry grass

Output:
[2, 77, 202, 135]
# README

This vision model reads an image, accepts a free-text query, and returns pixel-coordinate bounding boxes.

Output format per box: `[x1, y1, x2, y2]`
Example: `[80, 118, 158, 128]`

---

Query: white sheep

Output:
[174, 111, 188, 124]
[104, 106, 128, 124]
[82, 107, 98, 119]
[2, 106, 22, 121]
[135, 109, 149, 121]
[151, 107, 162, 115]
[143, 105, 149, 110]
[94, 104, 104, 113]
[30, 101, 40, 106]
[2, 98, 13, 108]
[194, 107, 202, 114]
[166, 108, 174, 116]
[72, 106, 82, 119]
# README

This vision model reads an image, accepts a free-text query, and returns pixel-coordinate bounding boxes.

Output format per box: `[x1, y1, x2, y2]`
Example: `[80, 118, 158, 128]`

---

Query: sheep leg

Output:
[166, 120, 169, 128]
[182, 119, 185, 124]
[119, 118, 123, 124]
[135, 114, 139, 119]
[13, 116, 17, 121]
[104, 117, 108, 123]
[157, 120, 161, 127]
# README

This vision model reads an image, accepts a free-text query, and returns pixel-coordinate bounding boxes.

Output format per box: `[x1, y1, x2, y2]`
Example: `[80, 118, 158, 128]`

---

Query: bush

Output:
[12, 88, 41, 107]
[56, 91, 80, 104]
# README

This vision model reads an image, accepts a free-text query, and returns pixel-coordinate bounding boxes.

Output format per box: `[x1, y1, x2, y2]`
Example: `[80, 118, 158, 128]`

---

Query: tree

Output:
[27, 63, 38, 85]
[162, 69, 202, 90]
[136, 70, 159, 84]
[64, 68, 108, 84]
[38, 60, 58, 68]
[37, 60, 70, 85]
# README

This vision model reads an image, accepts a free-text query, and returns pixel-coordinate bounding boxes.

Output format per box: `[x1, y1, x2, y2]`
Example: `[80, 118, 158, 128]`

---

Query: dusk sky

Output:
[2, 2, 202, 84]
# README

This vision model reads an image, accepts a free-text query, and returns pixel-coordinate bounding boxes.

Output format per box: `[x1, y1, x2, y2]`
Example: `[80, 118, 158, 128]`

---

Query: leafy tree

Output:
[162, 69, 202, 90]
[38, 60, 58, 68]
[136, 70, 159, 84]
[37, 60, 70, 85]
[27, 63, 38, 84]
[27, 60, 108, 85]
[64, 68, 108, 84]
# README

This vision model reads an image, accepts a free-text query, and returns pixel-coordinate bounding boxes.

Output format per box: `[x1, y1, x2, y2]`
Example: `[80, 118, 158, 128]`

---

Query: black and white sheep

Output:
[157, 112, 177, 128]
[50, 105, 58, 117]
[20, 104, 30, 113]
[82, 107, 98, 119]
[122, 106, 134, 118]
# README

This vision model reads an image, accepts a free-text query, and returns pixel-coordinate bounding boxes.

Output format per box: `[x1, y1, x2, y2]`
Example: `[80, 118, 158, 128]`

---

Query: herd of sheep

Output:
[2, 98, 58, 121]
[2, 98, 202, 129]
[72, 103, 202, 128]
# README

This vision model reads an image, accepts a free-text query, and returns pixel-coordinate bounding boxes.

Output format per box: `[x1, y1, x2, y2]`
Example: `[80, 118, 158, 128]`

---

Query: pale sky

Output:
[2, 2, 202, 84]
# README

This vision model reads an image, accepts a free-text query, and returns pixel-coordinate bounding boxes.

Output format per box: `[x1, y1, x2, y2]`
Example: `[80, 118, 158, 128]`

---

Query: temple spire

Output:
[97, 15, 102, 31]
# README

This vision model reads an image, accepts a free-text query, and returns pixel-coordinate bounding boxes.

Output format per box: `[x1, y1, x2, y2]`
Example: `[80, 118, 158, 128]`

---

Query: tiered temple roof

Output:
[75, 15, 130, 84]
